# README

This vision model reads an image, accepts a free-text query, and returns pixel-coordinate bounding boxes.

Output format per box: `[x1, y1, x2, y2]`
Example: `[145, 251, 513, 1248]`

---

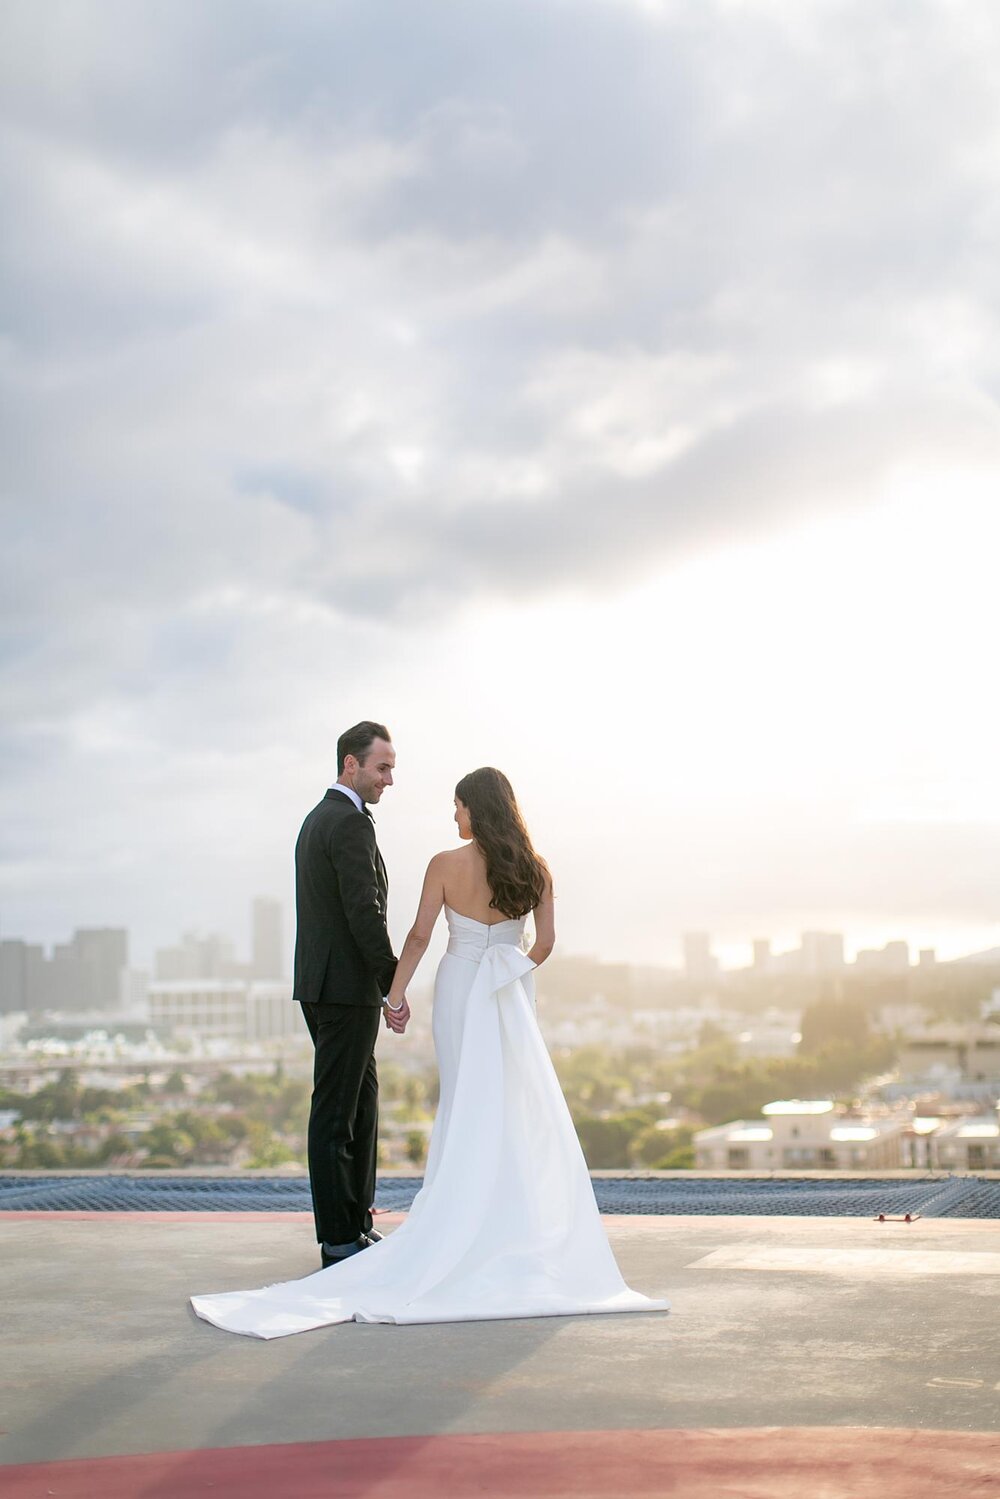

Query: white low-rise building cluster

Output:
[932, 1116, 1000, 1171]
[695, 1099, 1000, 1171]
[148, 980, 300, 1042]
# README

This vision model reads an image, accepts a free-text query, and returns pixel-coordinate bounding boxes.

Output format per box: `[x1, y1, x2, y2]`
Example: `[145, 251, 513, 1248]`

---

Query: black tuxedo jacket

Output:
[292, 790, 397, 1008]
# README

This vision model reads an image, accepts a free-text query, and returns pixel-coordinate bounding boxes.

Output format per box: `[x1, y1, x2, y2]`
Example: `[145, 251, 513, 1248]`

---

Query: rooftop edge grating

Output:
[1, 1174, 998, 1217]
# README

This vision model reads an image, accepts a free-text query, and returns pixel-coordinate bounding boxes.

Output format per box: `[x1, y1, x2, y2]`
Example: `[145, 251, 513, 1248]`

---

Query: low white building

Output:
[118, 966, 150, 1018]
[695, 1121, 775, 1170]
[247, 983, 301, 1042]
[148, 980, 297, 1042]
[898, 1022, 1000, 1085]
[932, 1115, 1000, 1171]
[149, 981, 248, 1040]
[695, 1099, 908, 1171]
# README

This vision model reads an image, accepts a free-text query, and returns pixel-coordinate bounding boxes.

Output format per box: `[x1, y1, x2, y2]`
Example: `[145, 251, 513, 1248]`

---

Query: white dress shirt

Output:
[329, 781, 364, 813]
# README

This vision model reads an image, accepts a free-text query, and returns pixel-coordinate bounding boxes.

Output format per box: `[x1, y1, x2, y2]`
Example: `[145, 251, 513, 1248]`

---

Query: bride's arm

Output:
[527, 871, 555, 967]
[385, 854, 446, 1011]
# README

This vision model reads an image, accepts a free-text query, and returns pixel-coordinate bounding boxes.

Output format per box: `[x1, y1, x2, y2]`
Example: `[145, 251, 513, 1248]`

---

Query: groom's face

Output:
[353, 738, 395, 804]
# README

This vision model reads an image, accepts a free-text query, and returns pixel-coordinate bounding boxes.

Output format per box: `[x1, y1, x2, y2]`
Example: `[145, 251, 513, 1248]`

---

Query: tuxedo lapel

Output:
[363, 806, 388, 893]
[373, 832, 388, 892]
[323, 791, 387, 890]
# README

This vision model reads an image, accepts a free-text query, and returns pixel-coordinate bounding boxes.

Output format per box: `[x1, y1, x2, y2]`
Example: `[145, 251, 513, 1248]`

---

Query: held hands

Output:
[382, 995, 410, 1034]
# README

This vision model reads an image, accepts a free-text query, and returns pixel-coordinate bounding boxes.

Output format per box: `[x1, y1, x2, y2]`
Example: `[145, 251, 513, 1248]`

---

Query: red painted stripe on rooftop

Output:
[1, 1427, 998, 1499]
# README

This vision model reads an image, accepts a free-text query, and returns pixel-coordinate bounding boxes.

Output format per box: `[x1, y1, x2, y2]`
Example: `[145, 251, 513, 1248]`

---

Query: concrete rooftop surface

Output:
[2, 1197, 999, 1497]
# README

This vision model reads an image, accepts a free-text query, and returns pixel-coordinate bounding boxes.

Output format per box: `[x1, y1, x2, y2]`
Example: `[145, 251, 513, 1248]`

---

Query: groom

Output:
[293, 720, 410, 1268]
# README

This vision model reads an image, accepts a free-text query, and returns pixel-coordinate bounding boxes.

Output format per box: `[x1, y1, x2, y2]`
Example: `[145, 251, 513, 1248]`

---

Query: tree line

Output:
[1, 997, 899, 1172]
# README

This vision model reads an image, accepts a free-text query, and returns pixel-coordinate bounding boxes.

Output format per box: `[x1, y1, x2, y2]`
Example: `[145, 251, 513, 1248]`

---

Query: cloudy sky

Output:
[2, 0, 999, 974]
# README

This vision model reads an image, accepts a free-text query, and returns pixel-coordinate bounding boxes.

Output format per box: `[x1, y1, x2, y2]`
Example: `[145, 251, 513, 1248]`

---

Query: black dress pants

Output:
[301, 1002, 381, 1246]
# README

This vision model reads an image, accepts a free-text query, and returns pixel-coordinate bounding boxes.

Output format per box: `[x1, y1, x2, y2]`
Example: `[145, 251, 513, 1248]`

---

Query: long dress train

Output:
[190, 907, 669, 1337]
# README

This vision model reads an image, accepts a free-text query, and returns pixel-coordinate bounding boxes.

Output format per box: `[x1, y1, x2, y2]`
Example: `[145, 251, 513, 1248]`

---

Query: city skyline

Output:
[2, 2, 999, 971]
[3, 899, 999, 1014]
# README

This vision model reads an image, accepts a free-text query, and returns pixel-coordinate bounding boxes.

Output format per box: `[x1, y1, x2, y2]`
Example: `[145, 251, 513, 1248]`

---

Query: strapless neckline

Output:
[444, 902, 522, 930]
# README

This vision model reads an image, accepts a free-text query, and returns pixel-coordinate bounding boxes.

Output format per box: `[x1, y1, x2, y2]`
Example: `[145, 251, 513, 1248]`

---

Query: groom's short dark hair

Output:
[337, 720, 391, 773]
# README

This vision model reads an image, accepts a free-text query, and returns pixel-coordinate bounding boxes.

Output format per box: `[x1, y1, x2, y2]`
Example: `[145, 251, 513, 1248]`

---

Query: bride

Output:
[191, 768, 669, 1337]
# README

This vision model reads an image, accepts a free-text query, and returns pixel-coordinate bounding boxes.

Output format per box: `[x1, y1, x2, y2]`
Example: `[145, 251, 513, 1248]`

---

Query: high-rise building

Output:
[855, 941, 911, 974]
[0, 940, 24, 1013]
[682, 932, 717, 983]
[752, 939, 772, 973]
[154, 931, 236, 982]
[252, 897, 283, 980]
[73, 928, 129, 1008]
[801, 932, 845, 976]
[0, 939, 46, 1014]
[882, 940, 910, 973]
[41, 928, 129, 1011]
[45, 941, 88, 1008]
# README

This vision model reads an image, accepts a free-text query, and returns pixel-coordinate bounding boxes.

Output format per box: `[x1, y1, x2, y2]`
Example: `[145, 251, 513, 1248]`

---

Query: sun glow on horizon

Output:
[351, 468, 1000, 968]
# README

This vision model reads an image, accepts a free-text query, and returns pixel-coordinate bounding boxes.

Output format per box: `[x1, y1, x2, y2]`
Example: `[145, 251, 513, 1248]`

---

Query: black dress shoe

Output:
[321, 1235, 372, 1268]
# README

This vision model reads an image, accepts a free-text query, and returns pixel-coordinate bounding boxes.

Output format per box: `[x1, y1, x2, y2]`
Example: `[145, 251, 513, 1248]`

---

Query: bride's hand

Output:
[383, 995, 410, 1033]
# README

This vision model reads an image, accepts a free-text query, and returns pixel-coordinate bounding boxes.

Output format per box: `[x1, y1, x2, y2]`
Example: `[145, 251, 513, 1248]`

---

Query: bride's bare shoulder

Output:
[427, 846, 472, 873]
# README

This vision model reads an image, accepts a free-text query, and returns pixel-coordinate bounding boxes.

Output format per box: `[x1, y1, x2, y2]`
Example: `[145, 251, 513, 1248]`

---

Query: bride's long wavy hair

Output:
[454, 767, 549, 920]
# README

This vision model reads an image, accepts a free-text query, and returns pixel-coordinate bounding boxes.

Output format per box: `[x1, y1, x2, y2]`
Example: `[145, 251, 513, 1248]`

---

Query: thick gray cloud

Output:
[3, 0, 1000, 957]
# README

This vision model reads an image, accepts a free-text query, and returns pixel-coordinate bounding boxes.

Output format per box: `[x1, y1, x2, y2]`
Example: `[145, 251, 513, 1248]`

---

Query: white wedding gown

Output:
[191, 907, 669, 1338]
